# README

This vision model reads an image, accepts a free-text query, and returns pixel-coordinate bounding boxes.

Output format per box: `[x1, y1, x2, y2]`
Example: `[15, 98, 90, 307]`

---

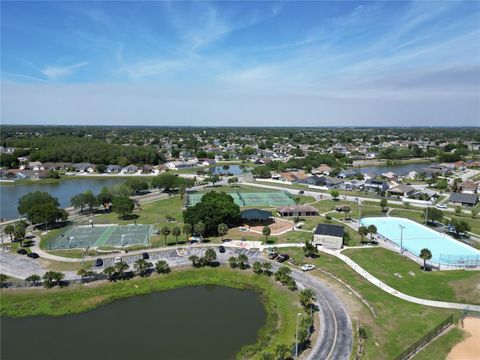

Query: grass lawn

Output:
[282, 248, 462, 359]
[413, 326, 465, 360]
[0, 267, 301, 359]
[390, 209, 425, 223]
[342, 247, 480, 305]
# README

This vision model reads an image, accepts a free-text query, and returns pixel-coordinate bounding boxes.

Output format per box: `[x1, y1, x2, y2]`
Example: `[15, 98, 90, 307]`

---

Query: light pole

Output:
[295, 312, 302, 358]
[399, 224, 405, 254]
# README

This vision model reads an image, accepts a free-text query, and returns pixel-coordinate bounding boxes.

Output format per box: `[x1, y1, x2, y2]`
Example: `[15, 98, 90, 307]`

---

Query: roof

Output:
[314, 224, 345, 238]
[240, 209, 272, 220]
[277, 205, 318, 213]
[389, 184, 416, 194]
[449, 192, 479, 205]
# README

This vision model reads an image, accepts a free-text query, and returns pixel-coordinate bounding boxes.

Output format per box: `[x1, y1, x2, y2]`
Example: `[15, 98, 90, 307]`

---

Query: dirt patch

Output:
[447, 317, 480, 360]
[248, 218, 295, 235]
[449, 275, 480, 305]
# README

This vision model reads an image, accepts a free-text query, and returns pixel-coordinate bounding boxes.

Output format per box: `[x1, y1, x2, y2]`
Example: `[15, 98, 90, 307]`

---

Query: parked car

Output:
[95, 258, 104, 267]
[298, 190, 304, 194]
[114, 257, 122, 264]
[300, 264, 316, 271]
[142, 252, 150, 260]
[276, 254, 289, 263]
[27, 252, 39, 259]
[268, 252, 278, 260]
[436, 204, 447, 209]
[16, 248, 28, 255]
[219, 245, 225, 253]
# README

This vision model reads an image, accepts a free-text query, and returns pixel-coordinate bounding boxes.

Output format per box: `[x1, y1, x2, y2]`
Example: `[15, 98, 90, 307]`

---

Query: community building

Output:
[240, 209, 272, 224]
[312, 224, 345, 250]
[277, 205, 319, 217]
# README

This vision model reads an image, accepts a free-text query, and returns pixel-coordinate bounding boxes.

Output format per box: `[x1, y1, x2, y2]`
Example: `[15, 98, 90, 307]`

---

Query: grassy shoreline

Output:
[0, 267, 301, 359]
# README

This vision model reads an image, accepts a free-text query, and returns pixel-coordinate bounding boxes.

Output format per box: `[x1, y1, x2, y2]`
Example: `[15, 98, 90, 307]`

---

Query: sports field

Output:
[187, 191, 295, 207]
[48, 224, 152, 249]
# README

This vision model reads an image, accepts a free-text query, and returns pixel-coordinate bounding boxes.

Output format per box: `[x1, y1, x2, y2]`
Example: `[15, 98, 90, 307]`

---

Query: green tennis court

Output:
[48, 224, 153, 250]
[186, 191, 295, 207]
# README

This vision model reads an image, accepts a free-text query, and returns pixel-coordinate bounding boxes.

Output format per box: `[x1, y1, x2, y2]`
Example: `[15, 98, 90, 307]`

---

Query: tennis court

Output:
[48, 224, 153, 249]
[186, 191, 295, 207]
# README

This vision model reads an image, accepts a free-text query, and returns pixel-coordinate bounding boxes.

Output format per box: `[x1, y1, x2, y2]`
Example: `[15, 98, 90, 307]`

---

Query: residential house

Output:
[27, 161, 42, 170]
[13, 169, 48, 180]
[106, 165, 122, 173]
[458, 181, 477, 194]
[123, 165, 139, 173]
[72, 163, 96, 173]
[363, 179, 389, 192]
[449, 192, 479, 207]
[313, 164, 332, 175]
[199, 159, 216, 166]
[338, 169, 358, 178]
[388, 184, 416, 197]
[165, 161, 196, 170]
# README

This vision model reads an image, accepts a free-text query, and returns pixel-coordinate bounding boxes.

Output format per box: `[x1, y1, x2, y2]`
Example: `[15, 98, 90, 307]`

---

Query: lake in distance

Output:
[1, 285, 266, 360]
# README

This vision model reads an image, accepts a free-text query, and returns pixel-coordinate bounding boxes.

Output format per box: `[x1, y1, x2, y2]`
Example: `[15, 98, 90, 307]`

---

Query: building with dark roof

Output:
[449, 192, 479, 207]
[240, 209, 272, 222]
[313, 223, 345, 249]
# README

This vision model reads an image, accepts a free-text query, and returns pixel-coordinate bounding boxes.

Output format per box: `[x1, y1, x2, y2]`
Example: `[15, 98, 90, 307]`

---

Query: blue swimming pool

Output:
[360, 217, 480, 266]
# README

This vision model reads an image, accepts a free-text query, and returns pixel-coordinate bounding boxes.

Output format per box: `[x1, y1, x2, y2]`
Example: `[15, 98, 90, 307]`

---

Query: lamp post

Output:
[295, 312, 302, 358]
[399, 224, 405, 255]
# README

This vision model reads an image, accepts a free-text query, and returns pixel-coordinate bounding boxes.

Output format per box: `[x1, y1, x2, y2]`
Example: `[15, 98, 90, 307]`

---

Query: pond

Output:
[356, 162, 434, 176]
[1, 285, 266, 360]
[0, 178, 126, 220]
[208, 164, 252, 175]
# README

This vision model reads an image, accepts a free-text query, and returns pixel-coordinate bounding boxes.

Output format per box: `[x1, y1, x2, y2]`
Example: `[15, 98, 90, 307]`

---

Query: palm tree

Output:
[367, 224, 377, 241]
[103, 266, 116, 281]
[171, 226, 181, 244]
[358, 226, 368, 243]
[160, 226, 171, 247]
[0, 274, 9, 288]
[77, 268, 88, 283]
[217, 223, 228, 241]
[25, 274, 41, 286]
[299, 288, 315, 309]
[262, 226, 271, 243]
[114, 261, 129, 278]
[53, 272, 65, 287]
[204, 248, 217, 265]
[183, 223, 192, 242]
[194, 222, 206, 241]
[237, 254, 249, 269]
[189, 255, 200, 267]
[134, 259, 152, 277]
[228, 256, 238, 268]
[155, 260, 170, 274]
[262, 262, 272, 276]
[379, 198, 388, 212]
[4, 224, 15, 243]
[419, 248, 432, 271]
[14, 222, 26, 247]
[252, 261, 263, 274]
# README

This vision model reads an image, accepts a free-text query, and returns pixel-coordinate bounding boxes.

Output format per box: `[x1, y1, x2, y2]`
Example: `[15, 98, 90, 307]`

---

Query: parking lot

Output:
[94, 246, 263, 270]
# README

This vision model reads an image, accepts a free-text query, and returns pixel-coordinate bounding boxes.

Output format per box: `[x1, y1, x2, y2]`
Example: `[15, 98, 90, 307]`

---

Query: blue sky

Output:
[1, 1, 479, 126]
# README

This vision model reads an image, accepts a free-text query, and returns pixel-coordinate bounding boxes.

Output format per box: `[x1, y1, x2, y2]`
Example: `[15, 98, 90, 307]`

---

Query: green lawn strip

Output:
[93, 225, 117, 247]
[283, 247, 461, 359]
[413, 327, 465, 360]
[342, 247, 480, 305]
[0, 268, 301, 359]
[390, 209, 425, 223]
[39, 228, 64, 250]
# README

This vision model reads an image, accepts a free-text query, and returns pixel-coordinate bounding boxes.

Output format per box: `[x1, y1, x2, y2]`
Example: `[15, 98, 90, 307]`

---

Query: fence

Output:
[439, 254, 480, 269]
[393, 314, 454, 360]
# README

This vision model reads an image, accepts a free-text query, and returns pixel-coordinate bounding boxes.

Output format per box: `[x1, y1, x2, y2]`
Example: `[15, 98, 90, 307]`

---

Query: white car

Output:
[114, 256, 122, 264]
[436, 204, 447, 209]
[300, 264, 316, 271]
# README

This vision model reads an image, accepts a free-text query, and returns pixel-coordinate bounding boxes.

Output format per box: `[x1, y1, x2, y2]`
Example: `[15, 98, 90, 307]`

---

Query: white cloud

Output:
[41, 61, 89, 79]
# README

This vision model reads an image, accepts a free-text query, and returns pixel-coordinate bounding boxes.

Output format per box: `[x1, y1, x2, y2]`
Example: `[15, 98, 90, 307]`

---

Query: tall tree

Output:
[160, 226, 171, 246]
[262, 226, 271, 242]
[112, 196, 135, 218]
[172, 226, 181, 244]
[217, 223, 228, 241]
[419, 248, 432, 271]
[183, 223, 192, 242]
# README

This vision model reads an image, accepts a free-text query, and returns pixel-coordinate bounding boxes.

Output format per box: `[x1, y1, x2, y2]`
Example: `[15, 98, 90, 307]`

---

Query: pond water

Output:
[0, 178, 126, 220]
[1, 285, 266, 360]
[356, 162, 433, 176]
[209, 164, 251, 175]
